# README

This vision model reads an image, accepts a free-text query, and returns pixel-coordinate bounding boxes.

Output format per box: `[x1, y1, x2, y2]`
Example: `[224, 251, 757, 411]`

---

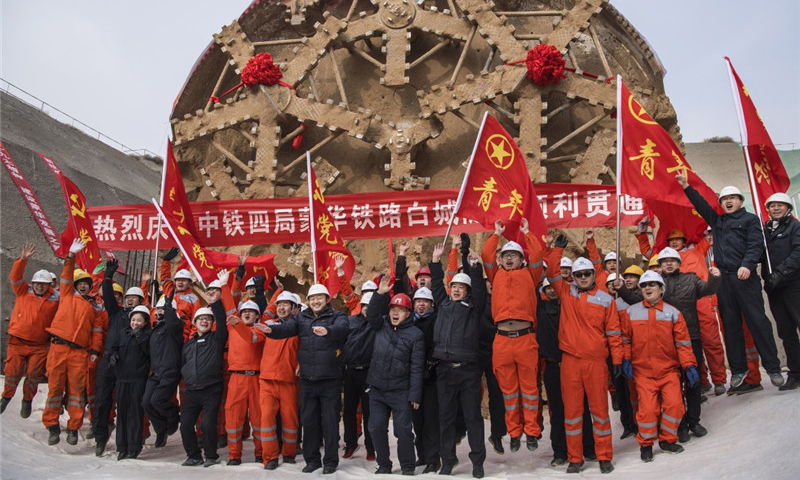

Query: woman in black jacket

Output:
[108, 305, 152, 460]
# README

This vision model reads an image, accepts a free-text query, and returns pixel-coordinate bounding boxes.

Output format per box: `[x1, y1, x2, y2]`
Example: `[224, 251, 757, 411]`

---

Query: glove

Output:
[612, 364, 622, 380]
[252, 275, 266, 287]
[69, 238, 86, 254]
[163, 247, 180, 262]
[637, 217, 650, 234]
[622, 359, 634, 380]
[685, 365, 699, 388]
[104, 259, 119, 279]
[764, 272, 784, 294]
[108, 352, 119, 367]
[554, 234, 568, 249]
[460, 233, 471, 255]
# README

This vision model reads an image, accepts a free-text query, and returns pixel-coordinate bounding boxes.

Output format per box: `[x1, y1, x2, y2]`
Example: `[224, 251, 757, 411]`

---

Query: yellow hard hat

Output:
[74, 269, 93, 288]
[112, 283, 124, 295]
[623, 265, 645, 277]
[648, 255, 659, 269]
[666, 229, 687, 241]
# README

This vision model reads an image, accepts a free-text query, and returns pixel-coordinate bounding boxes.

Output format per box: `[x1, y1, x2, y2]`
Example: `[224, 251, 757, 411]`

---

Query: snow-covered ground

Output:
[1, 373, 797, 479]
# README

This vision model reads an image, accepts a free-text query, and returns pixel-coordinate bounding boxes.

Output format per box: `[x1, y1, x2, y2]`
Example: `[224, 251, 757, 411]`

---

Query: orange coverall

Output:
[621, 300, 697, 446]
[482, 231, 544, 439]
[547, 248, 623, 463]
[226, 320, 265, 461]
[4, 258, 59, 402]
[42, 257, 104, 431]
[586, 238, 610, 293]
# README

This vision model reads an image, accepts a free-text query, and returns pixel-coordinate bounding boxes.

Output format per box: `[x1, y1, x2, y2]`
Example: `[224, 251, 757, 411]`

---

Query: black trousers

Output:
[342, 367, 373, 452]
[142, 373, 180, 436]
[681, 340, 705, 427]
[412, 378, 439, 465]
[368, 387, 416, 471]
[717, 273, 781, 374]
[436, 363, 485, 468]
[768, 281, 800, 379]
[116, 379, 147, 455]
[483, 362, 507, 439]
[180, 383, 223, 461]
[542, 360, 595, 460]
[92, 358, 116, 443]
[299, 377, 342, 468]
[607, 356, 635, 431]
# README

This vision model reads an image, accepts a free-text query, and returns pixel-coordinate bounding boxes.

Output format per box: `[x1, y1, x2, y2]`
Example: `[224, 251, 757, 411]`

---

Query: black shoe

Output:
[254, 456, 263, 463]
[689, 422, 708, 437]
[779, 376, 800, 391]
[509, 436, 521, 453]
[701, 384, 712, 394]
[611, 395, 620, 411]
[302, 464, 321, 473]
[375, 465, 392, 474]
[95, 439, 107, 457]
[283, 456, 296, 464]
[456, 433, 466, 446]
[566, 461, 584, 473]
[155, 431, 168, 448]
[472, 465, 484, 478]
[659, 441, 684, 454]
[322, 465, 336, 474]
[599, 460, 614, 474]
[584, 452, 597, 461]
[439, 461, 457, 475]
[65, 429, 78, 445]
[203, 458, 220, 468]
[677, 425, 690, 443]
[620, 427, 636, 439]
[182, 457, 203, 466]
[640, 445, 654, 463]
[86, 429, 95, 440]
[402, 469, 415, 476]
[551, 457, 567, 467]
[700, 394, 709, 404]
[128, 450, 140, 460]
[526, 434, 538, 452]
[727, 383, 763, 395]
[264, 459, 278, 470]
[0, 397, 9, 414]
[423, 462, 440, 473]
[117, 452, 128, 461]
[20, 400, 32, 419]
[227, 458, 241, 466]
[488, 435, 504, 454]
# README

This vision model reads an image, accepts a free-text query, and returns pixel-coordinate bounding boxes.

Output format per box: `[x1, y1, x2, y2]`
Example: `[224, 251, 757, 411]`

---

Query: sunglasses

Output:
[573, 271, 593, 279]
[641, 281, 661, 288]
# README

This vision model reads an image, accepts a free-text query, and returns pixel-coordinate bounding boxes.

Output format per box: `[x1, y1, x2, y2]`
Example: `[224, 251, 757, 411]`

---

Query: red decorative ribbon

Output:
[507, 44, 614, 85]
[210, 52, 295, 104]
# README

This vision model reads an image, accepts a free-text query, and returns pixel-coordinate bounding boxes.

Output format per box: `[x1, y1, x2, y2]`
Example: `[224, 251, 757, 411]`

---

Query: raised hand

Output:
[163, 247, 180, 262]
[451, 234, 461, 250]
[675, 173, 689, 188]
[105, 258, 119, 278]
[237, 252, 248, 267]
[206, 288, 221, 303]
[494, 219, 505, 236]
[637, 217, 650, 233]
[398, 240, 412, 256]
[545, 231, 554, 247]
[226, 314, 241, 326]
[69, 238, 86, 255]
[141, 269, 152, 283]
[554, 234, 568, 249]
[585, 229, 594, 240]
[273, 276, 284, 290]
[217, 269, 230, 286]
[378, 274, 392, 294]
[20, 242, 35, 260]
[431, 242, 445, 263]
[334, 253, 346, 270]
[520, 218, 529, 234]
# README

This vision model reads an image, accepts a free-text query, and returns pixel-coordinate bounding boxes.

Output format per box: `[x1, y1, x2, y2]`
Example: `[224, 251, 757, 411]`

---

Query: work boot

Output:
[181, 457, 203, 467]
[599, 460, 614, 474]
[343, 445, 359, 458]
[402, 469, 415, 476]
[677, 424, 690, 443]
[423, 462, 440, 474]
[488, 435, 504, 454]
[779, 376, 800, 391]
[439, 460, 458, 475]
[714, 384, 727, 396]
[640, 446, 654, 462]
[689, 422, 708, 437]
[566, 461, 584, 473]
[701, 384, 712, 394]
[659, 441, 684, 454]
[65, 429, 78, 445]
[95, 439, 108, 456]
[227, 458, 241, 466]
[86, 429, 95, 440]
[620, 426, 636, 439]
[727, 383, 763, 395]
[322, 465, 336, 474]
[509, 436, 521, 453]
[375, 465, 392, 474]
[472, 464, 484, 478]
[302, 464, 321, 473]
[550, 457, 567, 467]
[729, 371, 749, 388]
[20, 400, 32, 419]
[48, 425, 61, 445]
[0, 397, 9, 414]
[283, 456, 296, 464]
[700, 394, 708, 404]
[526, 434, 538, 452]
[203, 458, 220, 468]
[254, 456, 263, 463]
[769, 372, 786, 387]
[155, 431, 168, 448]
[264, 459, 278, 470]
[117, 452, 128, 461]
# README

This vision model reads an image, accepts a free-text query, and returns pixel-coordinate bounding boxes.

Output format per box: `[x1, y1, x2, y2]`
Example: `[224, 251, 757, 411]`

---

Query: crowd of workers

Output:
[3, 178, 799, 476]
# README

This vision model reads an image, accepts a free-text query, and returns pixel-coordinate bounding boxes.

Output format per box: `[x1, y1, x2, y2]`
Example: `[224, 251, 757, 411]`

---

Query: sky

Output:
[1, 0, 798, 158]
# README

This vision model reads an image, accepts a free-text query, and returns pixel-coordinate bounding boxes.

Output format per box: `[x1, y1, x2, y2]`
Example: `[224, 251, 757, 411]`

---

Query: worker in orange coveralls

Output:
[620, 270, 699, 462]
[1, 242, 59, 418]
[585, 229, 617, 292]
[159, 247, 201, 341]
[481, 218, 544, 454]
[547, 234, 623, 475]
[42, 239, 104, 446]
[253, 291, 301, 470]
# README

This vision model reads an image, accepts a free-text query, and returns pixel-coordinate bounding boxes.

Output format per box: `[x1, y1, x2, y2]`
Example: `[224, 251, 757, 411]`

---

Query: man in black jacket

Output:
[762, 193, 800, 391]
[430, 241, 487, 479]
[677, 174, 784, 389]
[341, 292, 376, 460]
[179, 290, 229, 468]
[366, 277, 425, 475]
[262, 284, 349, 475]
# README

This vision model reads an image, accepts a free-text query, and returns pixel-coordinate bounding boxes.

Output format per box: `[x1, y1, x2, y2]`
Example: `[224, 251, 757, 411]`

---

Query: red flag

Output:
[616, 77, 720, 250]
[725, 57, 791, 220]
[177, 252, 277, 286]
[153, 200, 217, 286]
[161, 141, 201, 240]
[55, 173, 103, 271]
[307, 152, 355, 297]
[454, 113, 548, 248]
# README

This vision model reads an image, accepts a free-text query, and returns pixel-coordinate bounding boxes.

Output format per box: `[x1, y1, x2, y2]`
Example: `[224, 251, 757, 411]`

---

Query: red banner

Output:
[0, 143, 62, 252]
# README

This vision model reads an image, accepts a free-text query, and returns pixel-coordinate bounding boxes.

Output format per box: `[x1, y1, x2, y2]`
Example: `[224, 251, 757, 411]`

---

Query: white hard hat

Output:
[307, 284, 330, 298]
[276, 291, 297, 305]
[560, 257, 573, 268]
[206, 280, 222, 290]
[541, 278, 551, 288]
[49, 271, 58, 281]
[500, 241, 524, 256]
[718, 186, 744, 203]
[125, 286, 145, 299]
[155, 295, 177, 310]
[658, 247, 682, 263]
[174, 269, 193, 280]
[639, 270, 665, 286]
[245, 277, 256, 288]
[765, 192, 793, 211]
[606, 273, 618, 284]
[604, 252, 617, 263]
[129, 305, 151, 320]
[239, 300, 261, 314]
[291, 293, 303, 305]
[32, 269, 52, 284]
[193, 307, 214, 322]
[361, 280, 378, 292]
[360, 291, 374, 305]
[571, 257, 594, 273]
[449, 273, 472, 288]
[413, 287, 434, 302]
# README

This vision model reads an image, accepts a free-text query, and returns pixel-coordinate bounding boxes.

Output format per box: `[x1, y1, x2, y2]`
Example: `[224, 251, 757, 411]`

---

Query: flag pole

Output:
[445, 111, 490, 243]
[306, 152, 318, 283]
[615, 75, 623, 273]
[151, 199, 207, 290]
[151, 140, 171, 306]
[725, 57, 773, 273]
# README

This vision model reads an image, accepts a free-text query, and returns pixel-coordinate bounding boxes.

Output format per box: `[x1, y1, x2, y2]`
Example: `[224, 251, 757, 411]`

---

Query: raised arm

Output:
[429, 242, 448, 306]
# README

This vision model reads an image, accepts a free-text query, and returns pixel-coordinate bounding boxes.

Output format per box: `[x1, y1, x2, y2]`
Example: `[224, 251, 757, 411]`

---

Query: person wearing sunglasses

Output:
[546, 235, 623, 475]
[619, 270, 698, 463]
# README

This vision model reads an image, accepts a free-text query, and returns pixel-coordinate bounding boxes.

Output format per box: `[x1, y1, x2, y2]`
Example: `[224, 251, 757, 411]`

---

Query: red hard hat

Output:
[666, 229, 687, 241]
[415, 266, 431, 279]
[389, 293, 412, 310]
